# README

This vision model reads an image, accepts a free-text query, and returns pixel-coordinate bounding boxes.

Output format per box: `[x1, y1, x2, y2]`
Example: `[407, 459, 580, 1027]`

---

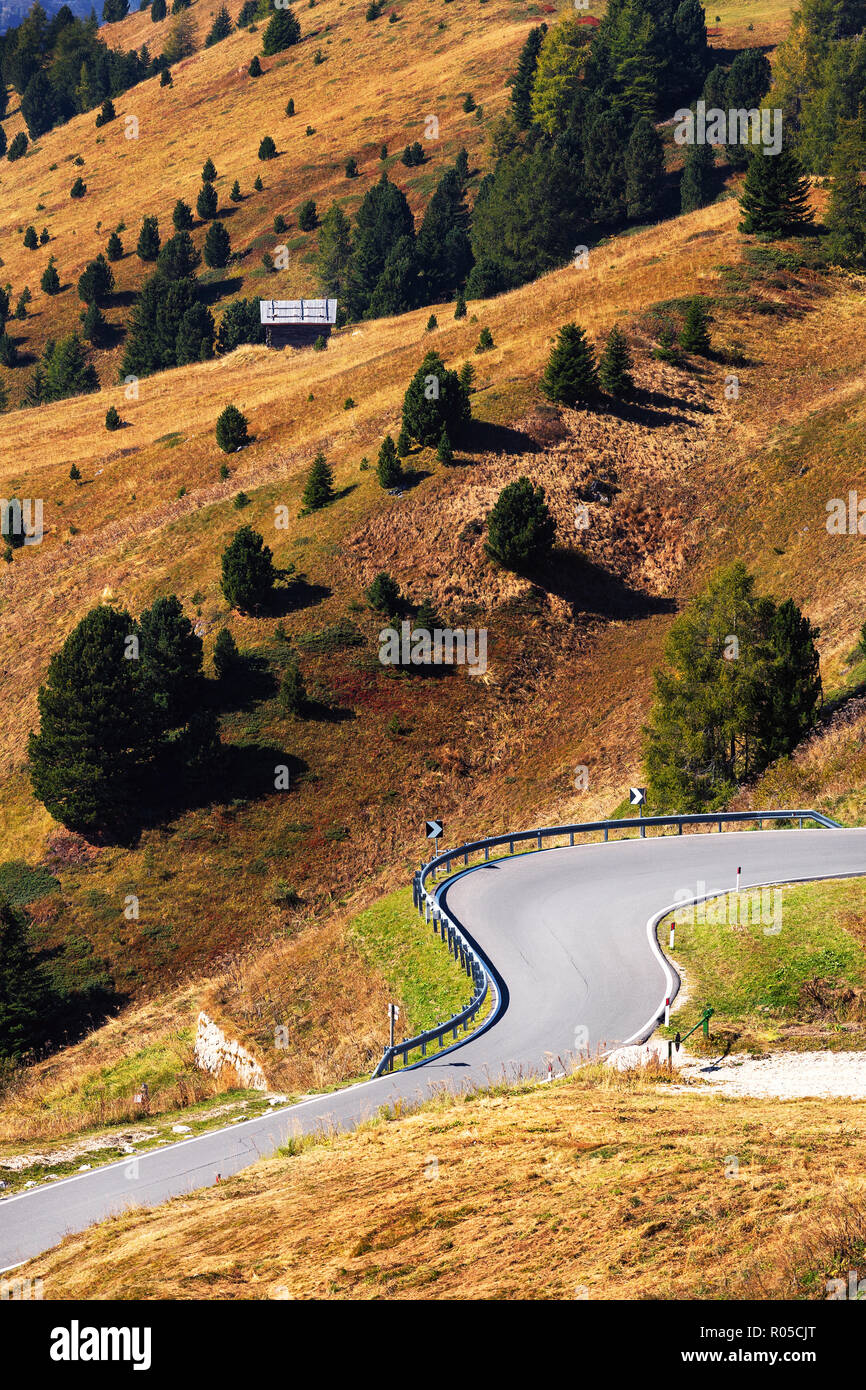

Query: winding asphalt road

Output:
[3, 825, 866, 1270]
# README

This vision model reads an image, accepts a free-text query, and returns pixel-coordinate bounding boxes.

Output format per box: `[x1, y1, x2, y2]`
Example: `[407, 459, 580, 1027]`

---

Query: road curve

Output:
[3, 826, 866, 1270]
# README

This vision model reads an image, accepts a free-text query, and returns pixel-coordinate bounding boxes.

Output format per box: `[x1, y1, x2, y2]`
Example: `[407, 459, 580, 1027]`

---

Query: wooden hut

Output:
[260, 299, 339, 348]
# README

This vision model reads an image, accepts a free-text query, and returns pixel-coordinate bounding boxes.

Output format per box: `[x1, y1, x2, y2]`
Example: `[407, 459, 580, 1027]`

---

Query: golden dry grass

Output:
[19, 1063, 866, 1299]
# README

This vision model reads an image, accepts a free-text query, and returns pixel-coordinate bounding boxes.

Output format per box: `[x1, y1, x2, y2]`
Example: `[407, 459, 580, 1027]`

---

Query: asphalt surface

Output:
[2, 825, 865, 1270]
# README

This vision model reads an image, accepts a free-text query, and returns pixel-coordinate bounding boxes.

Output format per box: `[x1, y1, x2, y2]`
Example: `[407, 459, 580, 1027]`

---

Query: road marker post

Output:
[736, 865, 741, 893]
[669, 919, 675, 951]
[664, 996, 671, 1026]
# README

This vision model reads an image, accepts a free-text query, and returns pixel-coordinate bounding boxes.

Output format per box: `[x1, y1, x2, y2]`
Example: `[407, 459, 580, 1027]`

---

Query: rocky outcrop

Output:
[193, 1012, 268, 1092]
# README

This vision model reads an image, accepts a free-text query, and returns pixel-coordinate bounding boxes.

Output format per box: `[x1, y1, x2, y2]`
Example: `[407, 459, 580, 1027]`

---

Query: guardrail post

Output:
[569, 832, 575, 846]
[537, 831, 542, 850]
[604, 827, 608, 842]
[509, 839, 514, 854]
[678, 823, 682, 835]
[464, 849, 468, 865]
[798, 817, 803, 829]
[484, 845, 490, 861]
[640, 820, 645, 839]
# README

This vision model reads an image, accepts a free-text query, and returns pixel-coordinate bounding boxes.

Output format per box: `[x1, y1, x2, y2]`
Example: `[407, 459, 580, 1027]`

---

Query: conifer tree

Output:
[510, 22, 547, 129]
[230, 180, 242, 202]
[598, 326, 634, 396]
[204, 220, 231, 269]
[105, 405, 122, 429]
[396, 426, 411, 458]
[279, 653, 307, 715]
[826, 126, 866, 268]
[205, 5, 232, 44]
[401, 350, 470, 445]
[376, 435, 402, 488]
[436, 427, 453, 466]
[216, 404, 249, 451]
[625, 118, 665, 222]
[486, 477, 555, 572]
[213, 628, 240, 680]
[201, 157, 217, 183]
[172, 198, 194, 230]
[262, 6, 301, 54]
[23, 226, 38, 250]
[454, 290, 467, 319]
[316, 203, 352, 297]
[681, 142, 715, 214]
[541, 323, 598, 406]
[0, 897, 53, 1059]
[152, 0, 166, 17]
[136, 215, 160, 261]
[197, 182, 218, 220]
[679, 298, 712, 355]
[249, 55, 263, 77]
[258, 134, 276, 160]
[738, 146, 813, 239]
[220, 526, 274, 612]
[106, 230, 123, 261]
[41, 258, 61, 295]
[81, 299, 108, 347]
[302, 451, 335, 509]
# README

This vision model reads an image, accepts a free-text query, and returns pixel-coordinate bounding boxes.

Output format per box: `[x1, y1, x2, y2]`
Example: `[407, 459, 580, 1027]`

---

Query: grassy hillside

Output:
[17, 1061, 866, 1299]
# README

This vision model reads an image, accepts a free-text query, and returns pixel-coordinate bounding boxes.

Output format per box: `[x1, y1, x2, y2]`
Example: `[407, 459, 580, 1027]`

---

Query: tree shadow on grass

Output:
[463, 418, 540, 456]
[199, 275, 245, 307]
[534, 548, 677, 622]
[211, 653, 278, 712]
[301, 697, 356, 723]
[269, 575, 332, 616]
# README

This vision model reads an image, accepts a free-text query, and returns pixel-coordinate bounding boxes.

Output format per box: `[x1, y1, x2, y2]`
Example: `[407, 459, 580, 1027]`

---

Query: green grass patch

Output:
[660, 877, 866, 1052]
[348, 886, 474, 1036]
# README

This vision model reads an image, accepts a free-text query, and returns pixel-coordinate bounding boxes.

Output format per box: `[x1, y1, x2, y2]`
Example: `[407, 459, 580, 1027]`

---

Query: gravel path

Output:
[607, 1040, 866, 1099]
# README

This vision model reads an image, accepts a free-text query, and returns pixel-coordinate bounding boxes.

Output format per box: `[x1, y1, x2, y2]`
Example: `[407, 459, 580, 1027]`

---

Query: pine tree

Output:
[204, 220, 231, 269]
[436, 427, 453, 466]
[230, 180, 242, 203]
[136, 215, 160, 261]
[28, 605, 148, 836]
[216, 404, 249, 452]
[249, 55, 263, 77]
[826, 126, 866, 269]
[366, 571, 401, 614]
[0, 897, 52, 1059]
[681, 142, 715, 214]
[70, 463, 81, 481]
[81, 300, 108, 347]
[175, 304, 215, 363]
[258, 134, 277, 160]
[95, 98, 115, 126]
[41, 335, 99, 402]
[220, 526, 275, 612]
[510, 22, 547, 129]
[486, 477, 555, 572]
[205, 5, 232, 44]
[297, 198, 317, 230]
[70, 177, 87, 199]
[160, 68, 172, 86]
[106, 230, 123, 261]
[376, 435, 402, 488]
[738, 146, 814, 239]
[541, 323, 598, 406]
[196, 182, 218, 219]
[302, 451, 335, 509]
[151, 0, 166, 17]
[680, 298, 712, 355]
[105, 405, 122, 429]
[262, 6, 301, 54]
[415, 164, 473, 303]
[286, 98, 295, 116]
[77, 254, 114, 305]
[316, 203, 352, 297]
[41, 259, 61, 295]
[40, 227, 49, 245]
[598, 325, 634, 396]
[396, 427, 411, 458]
[625, 118, 665, 222]
[23, 226, 38, 250]
[102, 0, 129, 19]
[157, 231, 201, 279]
[172, 199, 194, 231]
[201, 157, 217, 183]
[454, 290, 467, 319]
[401, 350, 470, 445]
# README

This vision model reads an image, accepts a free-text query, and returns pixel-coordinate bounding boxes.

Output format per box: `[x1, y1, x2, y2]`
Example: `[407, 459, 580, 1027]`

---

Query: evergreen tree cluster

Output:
[0, 3, 165, 143]
[644, 562, 822, 810]
[29, 597, 218, 838]
[771, 0, 866, 174]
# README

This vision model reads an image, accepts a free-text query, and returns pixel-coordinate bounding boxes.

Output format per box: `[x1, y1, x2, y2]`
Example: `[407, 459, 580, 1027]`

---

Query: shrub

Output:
[297, 199, 317, 230]
[426, 313, 437, 332]
[258, 135, 277, 160]
[95, 98, 116, 127]
[70, 464, 81, 481]
[286, 98, 295, 116]
[274, 213, 287, 234]
[220, 525, 274, 612]
[345, 156, 359, 178]
[279, 656, 307, 715]
[401, 141, 424, 167]
[105, 405, 122, 430]
[486, 476, 555, 572]
[160, 68, 172, 86]
[70, 177, 87, 198]
[475, 326, 494, 352]
[216, 404, 249, 452]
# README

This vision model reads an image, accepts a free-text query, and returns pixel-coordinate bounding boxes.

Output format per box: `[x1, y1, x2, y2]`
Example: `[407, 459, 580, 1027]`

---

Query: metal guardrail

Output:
[372, 808, 841, 1077]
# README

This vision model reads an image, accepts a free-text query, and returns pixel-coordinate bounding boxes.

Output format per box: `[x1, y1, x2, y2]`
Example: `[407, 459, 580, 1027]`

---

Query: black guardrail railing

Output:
[371, 809, 841, 1077]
